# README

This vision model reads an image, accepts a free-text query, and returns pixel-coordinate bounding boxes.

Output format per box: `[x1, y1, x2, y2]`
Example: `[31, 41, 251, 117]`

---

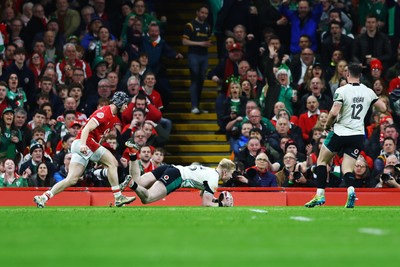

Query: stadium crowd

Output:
[0, 0, 400, 190]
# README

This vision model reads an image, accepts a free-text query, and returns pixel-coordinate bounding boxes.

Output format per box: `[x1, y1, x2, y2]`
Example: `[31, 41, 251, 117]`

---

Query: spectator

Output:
[386, 43, 400, 82]
[300, 77, 333, 114]
[375, 164, 400, 188]
[222, 80, 247, 134]
[275, 151, 316, 187]
[263, 49, 297, 118]
[3, 47, 35, 109]
[0, 158, 29, 187]
[298, 95, 322, 141]
[208, 42, 244, 132]
[19, 142, 54, 178]
[279, 0, 323, 54]
[28, 161, 56, 187]
[0, 107, 23, 161]
[321, 21, 354, 68]
[290, 48, 319, 88]
[140, 23, 183, 107]
[268, 117, 305, 155]
[237, 136, 263, 169]
[20, 4, 46, 54]
[151, 147, 165, 168]
[53, 152, 71, 183]
[142, 120, 169, 148]
[56, 43, 92, 85]
[51, 0, 80, 38]
[0, 81, 15, 115]
[13, 107, 31, 151]
[253, 0, 291, 55]
[214, 0, 256, 61]
[347, 157, 374, 188]
[121, 91, 162, 127]
[231, 121, 253, 159]
[241, 152, 278, 187]
[182, 4, 212, 114]
[121, 0, 165, 47]
[352, 14, 392, 71]
[86, 26, 115, 64]
[373, 137, 400, 175]
[77, 5, 95, 40]
[20, 2, 34, 27]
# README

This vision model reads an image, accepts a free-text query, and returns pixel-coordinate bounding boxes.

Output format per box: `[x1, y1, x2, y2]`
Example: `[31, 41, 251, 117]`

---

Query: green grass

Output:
[0, 207, 399, 267]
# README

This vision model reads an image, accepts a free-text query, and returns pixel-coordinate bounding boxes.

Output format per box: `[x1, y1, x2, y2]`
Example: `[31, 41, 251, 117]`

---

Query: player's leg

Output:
[315, 144, 335, 190]
[341, 140, 362, 208]
[129, 165, 180, 204]
[34, 156, 87, 208]
[134, 179, 168, 204]
[305, 135, 336, 207]
[98, 148, 136, 206]
[341, 153, 357, 187]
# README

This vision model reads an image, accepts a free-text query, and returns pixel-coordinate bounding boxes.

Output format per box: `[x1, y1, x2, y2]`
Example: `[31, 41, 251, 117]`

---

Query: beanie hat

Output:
[275, 63, 292, 82]
[30, 142, 43, 154]
[285, 139, 298, 152]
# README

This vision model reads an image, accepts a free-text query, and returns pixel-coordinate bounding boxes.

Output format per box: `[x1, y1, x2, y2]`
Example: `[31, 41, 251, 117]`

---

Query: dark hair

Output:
[69, 82, 83, 92]
[328, 8, 342, 20]
[34, 109, 47, 117]
[347, 62, 362, 78]
[133, 107, 146, 116]
[329, 20, 343, 29]
[63, 109, 77, 118]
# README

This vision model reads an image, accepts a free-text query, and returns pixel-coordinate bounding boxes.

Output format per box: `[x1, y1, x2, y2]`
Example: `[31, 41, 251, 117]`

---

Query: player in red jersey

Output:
[34, 92, 136, 208]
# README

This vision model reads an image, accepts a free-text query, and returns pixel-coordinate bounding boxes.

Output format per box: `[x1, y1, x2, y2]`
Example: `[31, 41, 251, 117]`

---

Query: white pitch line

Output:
[249, 209, 268, 213]
[358, 228, 387, 236]
[290, 216, 313, 222]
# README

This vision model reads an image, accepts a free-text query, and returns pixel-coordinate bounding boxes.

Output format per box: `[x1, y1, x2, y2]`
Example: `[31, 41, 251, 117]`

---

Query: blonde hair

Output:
[218, 158, 236, 172]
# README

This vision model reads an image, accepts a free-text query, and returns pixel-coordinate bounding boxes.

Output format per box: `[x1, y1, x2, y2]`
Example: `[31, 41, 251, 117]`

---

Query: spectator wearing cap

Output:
[56, 43, 92, 85]
[352, 14, 393, 72]
[51, 0, 80, 38]
[363, 59, 385, 88]
[19, 141, 55, 178]
[0, 107, 23, 161]
[85, 56, 107, 96]
[262, 53, 297, 118]
[208, 42, 244, 132]
[3, 47, 36, 109]
[80, 14, 103, 50]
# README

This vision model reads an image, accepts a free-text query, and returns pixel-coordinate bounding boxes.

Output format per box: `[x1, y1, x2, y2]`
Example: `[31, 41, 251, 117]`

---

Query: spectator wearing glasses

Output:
[244, 152, 278, 187]
[275, 151, 316, 187]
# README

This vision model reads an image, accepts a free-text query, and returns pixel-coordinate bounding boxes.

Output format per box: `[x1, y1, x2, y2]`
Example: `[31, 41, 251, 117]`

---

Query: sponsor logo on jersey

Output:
[96, 112, 104, 119]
